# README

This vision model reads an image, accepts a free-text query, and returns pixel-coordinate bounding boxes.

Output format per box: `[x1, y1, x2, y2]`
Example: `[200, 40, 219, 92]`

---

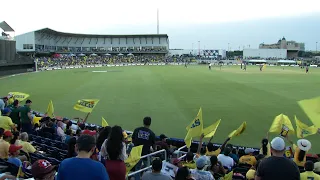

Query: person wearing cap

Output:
[239, 148, 257, 166]
[300, 161, 320, 180]
[7, 144, 23, 167]
[0, 131, 13, 159]
[31, 159, 56, 180]
[141, 158, 173, 180]
[0, 108, 16, 131]
[20, 99, 33, 133]
[57, 134, 109, 180]
[255, 137, 300, 180]
[190, 156, 214, 180]
[293, 139, 312, 168]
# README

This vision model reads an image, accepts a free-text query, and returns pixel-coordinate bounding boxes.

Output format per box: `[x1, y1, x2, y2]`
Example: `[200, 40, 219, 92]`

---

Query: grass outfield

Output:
[1, 65, 320, 152]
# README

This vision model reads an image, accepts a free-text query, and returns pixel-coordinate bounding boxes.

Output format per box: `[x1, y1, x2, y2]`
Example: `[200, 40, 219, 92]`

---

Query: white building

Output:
[15, 28, 169, 55]
[169, 49, 226, 58]
[243, 49, 287, 59]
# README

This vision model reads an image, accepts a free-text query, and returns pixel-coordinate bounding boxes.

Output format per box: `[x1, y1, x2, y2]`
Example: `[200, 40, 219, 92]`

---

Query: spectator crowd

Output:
[0, 94, 320, 180]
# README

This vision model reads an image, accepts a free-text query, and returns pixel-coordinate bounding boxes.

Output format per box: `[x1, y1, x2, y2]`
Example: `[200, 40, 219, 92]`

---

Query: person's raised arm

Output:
[196, 133, 205, 155]
[220, 137, 231, 151]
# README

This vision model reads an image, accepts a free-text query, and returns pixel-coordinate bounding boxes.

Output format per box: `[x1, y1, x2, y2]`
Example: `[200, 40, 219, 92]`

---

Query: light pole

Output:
[198, 41, 200, 56]
[192, 43, 194, 55]
[316, 42, 318, 53]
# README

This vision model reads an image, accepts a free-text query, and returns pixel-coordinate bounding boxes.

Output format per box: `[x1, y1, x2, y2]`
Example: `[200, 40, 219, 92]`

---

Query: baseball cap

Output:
[31, 159, 56, 178]
[271, 137, 285, 151]
[9, 144, 23, 154]
[82, 129, 96, 136]
[3, 131, 13, 137]
[245, 148, 255, 154]
[314, 162, 320, 172]
[2, 108, 11, 114]
[196, 156, 207, 169]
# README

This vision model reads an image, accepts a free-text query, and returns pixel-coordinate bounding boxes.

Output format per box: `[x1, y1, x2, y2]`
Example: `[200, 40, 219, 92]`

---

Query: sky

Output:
[1, 0, 320, 50]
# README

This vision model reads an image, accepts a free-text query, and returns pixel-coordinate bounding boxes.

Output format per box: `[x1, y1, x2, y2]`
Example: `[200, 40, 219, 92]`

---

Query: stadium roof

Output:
[0, 21, 14, 32]
[247, 59, 267, 63]
[277, 60, 296, 63]
[34, 28, 168, 38]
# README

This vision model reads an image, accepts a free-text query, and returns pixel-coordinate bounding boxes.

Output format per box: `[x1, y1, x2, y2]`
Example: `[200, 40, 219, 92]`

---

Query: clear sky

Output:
[1, 0, 320, 50]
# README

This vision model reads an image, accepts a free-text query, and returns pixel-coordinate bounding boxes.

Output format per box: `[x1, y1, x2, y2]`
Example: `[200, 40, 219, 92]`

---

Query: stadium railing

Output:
[127, 149, 167, 178]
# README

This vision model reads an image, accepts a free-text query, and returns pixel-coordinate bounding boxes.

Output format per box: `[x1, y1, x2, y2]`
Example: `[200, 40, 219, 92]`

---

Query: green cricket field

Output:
[1, 65, 320, 152]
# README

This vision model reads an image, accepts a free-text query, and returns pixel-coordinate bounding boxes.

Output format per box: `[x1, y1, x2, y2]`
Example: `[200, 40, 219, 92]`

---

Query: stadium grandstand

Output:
[15, 28, 169, 55]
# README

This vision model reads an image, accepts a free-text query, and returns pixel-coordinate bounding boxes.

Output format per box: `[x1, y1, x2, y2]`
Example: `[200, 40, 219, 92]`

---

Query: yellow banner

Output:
[184, 107, 203, 148]
[46, 100, 54, 118]
[298, 96, 320, 128]
[269, 114, 295, 134]
[295, 116, 318, 138]
[8, 92, 30, 102]
[125, 145, 143, 175]
[73, 99, 100, 113]
[203, 119, 221, 138]
[228, 122, 247, 138]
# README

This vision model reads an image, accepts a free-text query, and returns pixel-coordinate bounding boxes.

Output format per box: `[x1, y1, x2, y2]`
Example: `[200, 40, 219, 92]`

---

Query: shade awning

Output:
[0, 21, 14, 32]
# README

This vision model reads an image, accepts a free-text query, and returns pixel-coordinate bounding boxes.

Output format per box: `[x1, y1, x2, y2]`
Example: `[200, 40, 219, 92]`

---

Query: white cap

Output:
[271, 137, 285, 151]
[245, 148, 255, 154]
[297, 139, 311, 152]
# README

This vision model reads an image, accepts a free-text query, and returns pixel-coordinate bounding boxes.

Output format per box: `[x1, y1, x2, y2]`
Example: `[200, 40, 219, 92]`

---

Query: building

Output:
[15, 28, 169, 55]
[259, 37, 305, 58]
[243, 49, 287, 59]
[169, 49, 226, 58]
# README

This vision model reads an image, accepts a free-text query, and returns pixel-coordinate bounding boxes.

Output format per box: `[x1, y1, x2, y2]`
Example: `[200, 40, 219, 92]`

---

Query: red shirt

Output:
[105, 160, 126, 180]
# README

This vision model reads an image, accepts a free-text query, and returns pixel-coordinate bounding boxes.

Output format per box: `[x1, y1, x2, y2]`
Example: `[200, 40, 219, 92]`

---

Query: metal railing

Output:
[127, 149, 167, 178]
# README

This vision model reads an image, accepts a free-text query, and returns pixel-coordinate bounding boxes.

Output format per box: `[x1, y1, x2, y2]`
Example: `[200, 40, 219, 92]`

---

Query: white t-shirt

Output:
[209, 64, 212, 67]
[217, 154, 234, 170]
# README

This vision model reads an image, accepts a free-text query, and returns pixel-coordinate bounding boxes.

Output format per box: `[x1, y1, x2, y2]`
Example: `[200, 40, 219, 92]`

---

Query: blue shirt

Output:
[57, 157, 109, 180]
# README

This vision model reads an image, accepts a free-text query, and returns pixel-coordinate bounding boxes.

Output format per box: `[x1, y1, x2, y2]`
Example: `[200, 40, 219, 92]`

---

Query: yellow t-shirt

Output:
[206, 148, 221, 156]
[18, 140, 36, 153]
[300, 171, 320, 180]
[259, 143, 271, 157]
[182, 161, 196, 169]
[293, 145, 307, 167]
[0, 116, 14, 131]
[239, 155, 257, 166]
[0, 140, 10, 159]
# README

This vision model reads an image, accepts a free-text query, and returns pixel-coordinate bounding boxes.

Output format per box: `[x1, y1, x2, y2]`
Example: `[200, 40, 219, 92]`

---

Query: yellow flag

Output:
[269, 114, 295, 134]
[73, 99, 100, 113]
[8, 92, 30, 102]
[184, 107, 204, 148]
[298, 96, 320, 128]
[295, 116, 318, 138]
[228, 122, 247, 138]
[203, 119, 221, 138]
[125, 145, 143, 175]
[102, 117, 109, 127]
[46, 100, 54, 118]
[33, 116, 42, 126]
[224, 171, 233, 180]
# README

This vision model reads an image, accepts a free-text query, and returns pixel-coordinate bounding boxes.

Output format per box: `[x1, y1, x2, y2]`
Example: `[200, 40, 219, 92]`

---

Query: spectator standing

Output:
[64, 129, 72, 144]
[207, 155, 226, 176]
[255, 137, 300, 180]
[31, 159, 57, 180]
[57, 135, 109, 180]
[96, 126, 111, 151]
[0, 97, 8, 115]
[66, 137, 77, 158]
[101, 126, 127, 180]
[175, 167, 195, 180]
[217, 146, 235, 171]
[141, 158, 173, 180]
[20, 100, 33, 133]
[239, 148, 257, 166]
[132, 117, 156, 180]
[260, 138, 271, 158]
[8, 100, 21, 131]
[300, 161, 320, 180]
[17, 132, 36, 153]
[0, 108, 15, 131]
[56, 121, 66, 141]
[293, 139, 312, 168]
[190, 156, 214, 180]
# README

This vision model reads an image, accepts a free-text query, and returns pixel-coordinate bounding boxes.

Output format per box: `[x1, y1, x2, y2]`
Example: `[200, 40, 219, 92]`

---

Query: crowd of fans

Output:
[35, 46, 167, 53]
[0, 95, 320, 180]
[36, 55, 190, 68]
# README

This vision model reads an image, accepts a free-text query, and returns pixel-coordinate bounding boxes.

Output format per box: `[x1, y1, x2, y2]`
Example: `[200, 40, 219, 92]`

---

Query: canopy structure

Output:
[247, 59, 267, 63]
[104, 53, 111, 56]
[118, 53, 124, 56]
[0, 21, 14, 32]
[78, 53, 85, 56]
[127, 53, 134, 56]
[90, 53, 98, 56]
[277, 60, 296, 64]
